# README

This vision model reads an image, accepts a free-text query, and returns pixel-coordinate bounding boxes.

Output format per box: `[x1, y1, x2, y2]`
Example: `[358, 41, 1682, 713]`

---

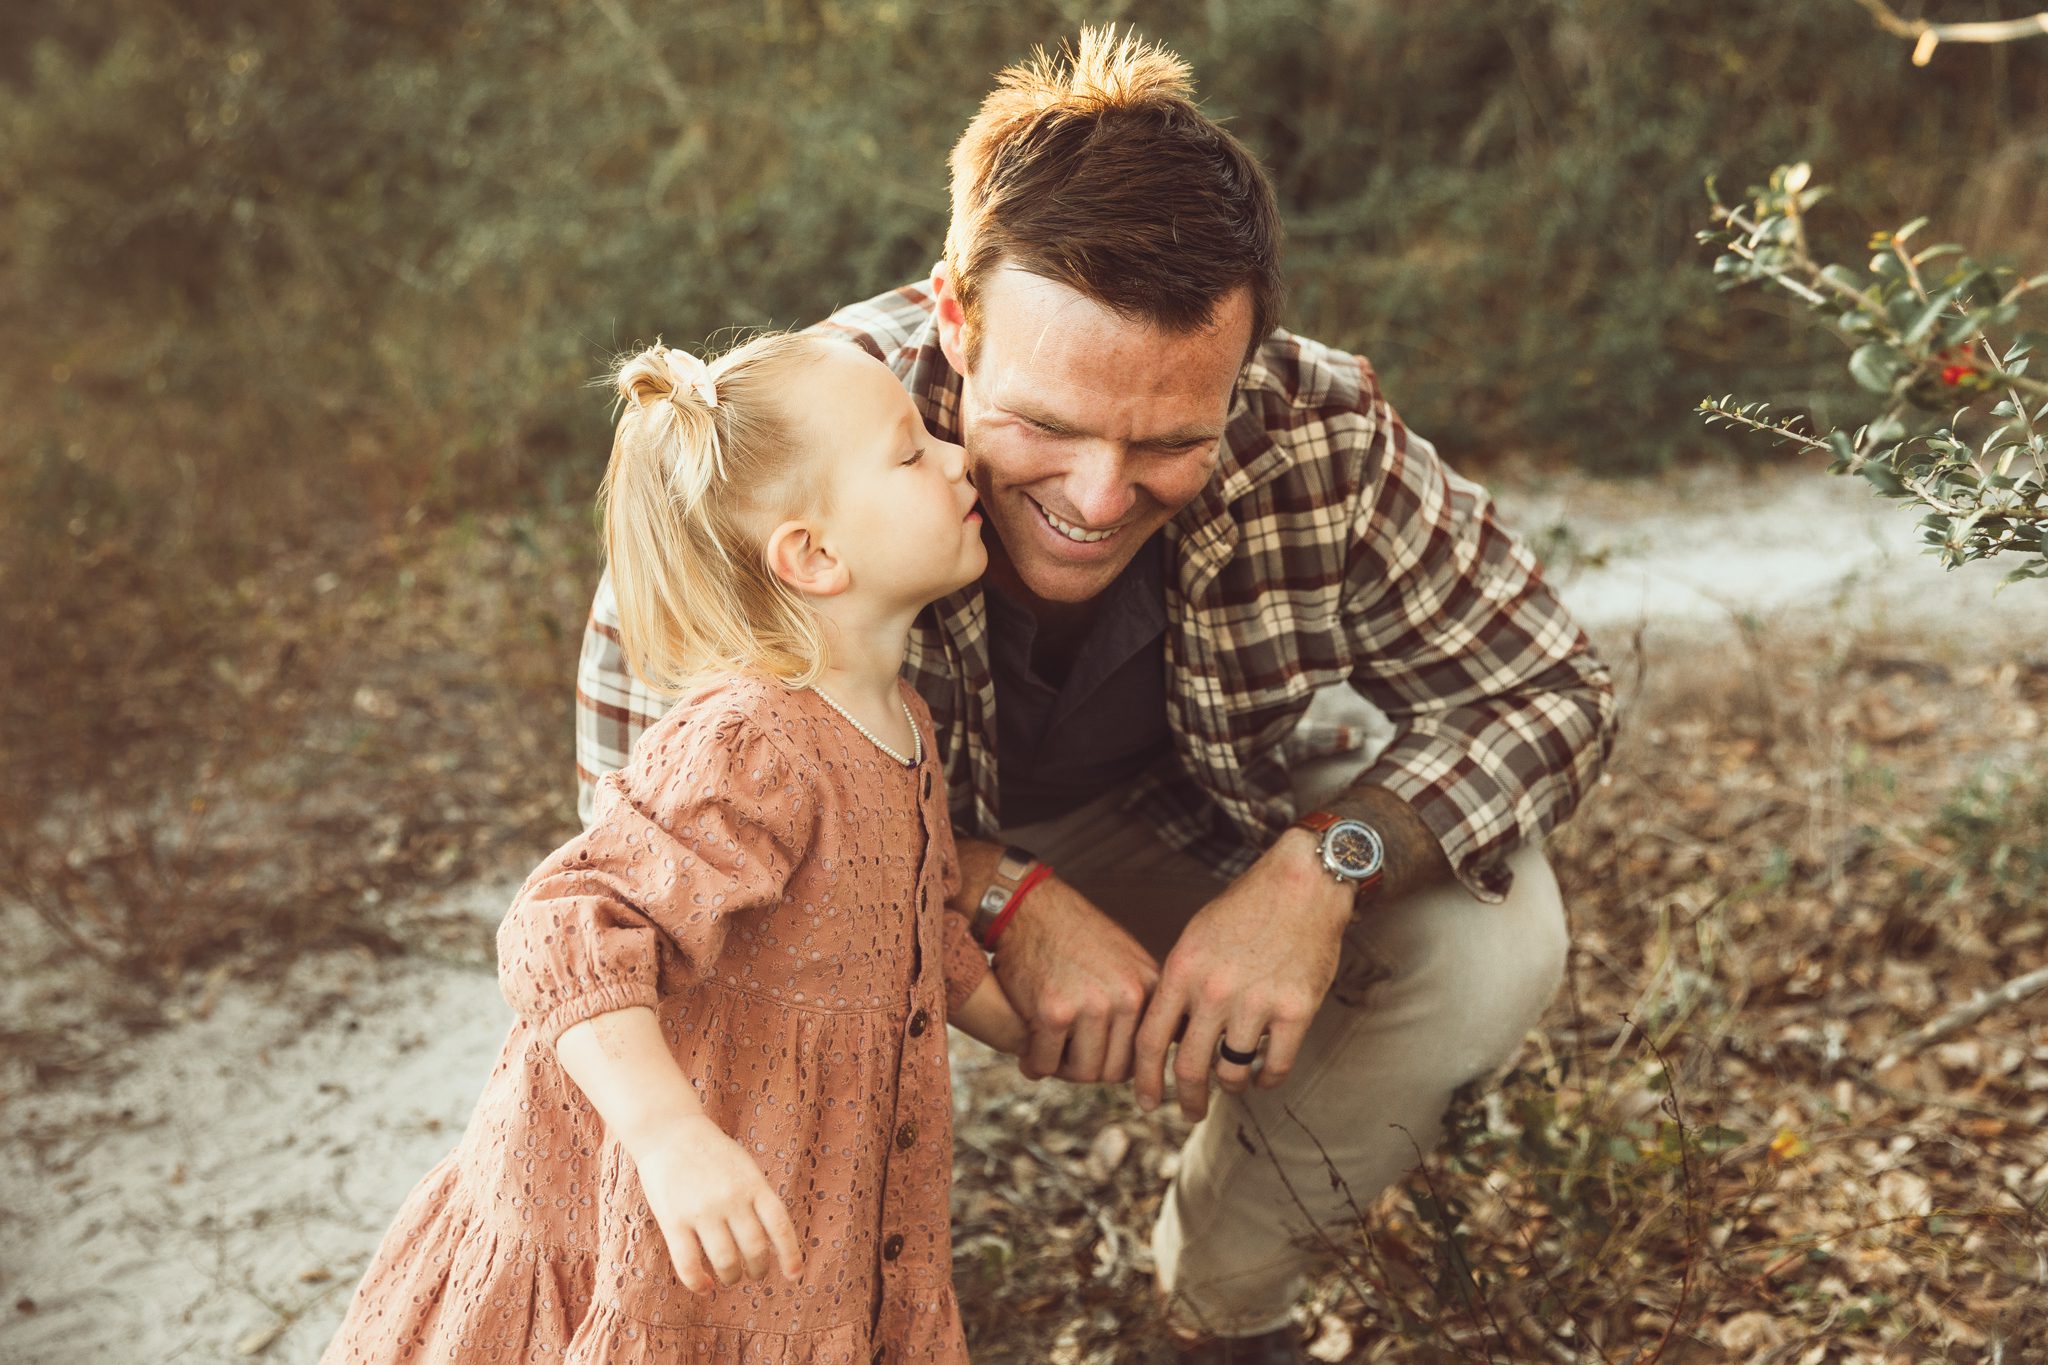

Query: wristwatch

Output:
[1292, 810, 1386, 905]
[971, 845, 1040, 946]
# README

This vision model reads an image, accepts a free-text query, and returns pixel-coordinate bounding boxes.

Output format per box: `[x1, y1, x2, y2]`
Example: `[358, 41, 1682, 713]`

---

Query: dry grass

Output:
[0, 498, 596, 994]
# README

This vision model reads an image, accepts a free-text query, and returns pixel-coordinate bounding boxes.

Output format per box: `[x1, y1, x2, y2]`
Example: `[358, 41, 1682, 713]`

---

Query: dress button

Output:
[908, 1008, 929, 1037]
[882, 1232, 905, 1261]
[895, 1119, 918, 1150]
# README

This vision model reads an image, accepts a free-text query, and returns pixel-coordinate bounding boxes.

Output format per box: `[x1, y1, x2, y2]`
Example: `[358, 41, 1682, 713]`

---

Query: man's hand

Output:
[1133, 829, 1353, 1121]
[991, 875, 1160, 1083]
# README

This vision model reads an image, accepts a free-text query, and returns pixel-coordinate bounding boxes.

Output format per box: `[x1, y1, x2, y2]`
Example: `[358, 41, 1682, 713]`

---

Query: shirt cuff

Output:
[529, 977, 663, 1049]
[1353, 728, 1525, 904]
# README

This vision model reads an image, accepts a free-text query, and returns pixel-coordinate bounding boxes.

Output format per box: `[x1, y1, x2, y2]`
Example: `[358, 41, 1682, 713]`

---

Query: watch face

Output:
[1323, 820, 1385, 881]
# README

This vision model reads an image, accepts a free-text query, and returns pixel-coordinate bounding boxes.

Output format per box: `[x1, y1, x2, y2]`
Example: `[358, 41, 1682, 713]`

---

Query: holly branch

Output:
[1697, 163, 2048, 585]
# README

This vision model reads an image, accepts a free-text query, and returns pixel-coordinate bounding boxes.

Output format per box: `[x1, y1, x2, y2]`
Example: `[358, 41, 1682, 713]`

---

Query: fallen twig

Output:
[1874, 964, 2048, 1071]
[1850, 0, 2048, 66]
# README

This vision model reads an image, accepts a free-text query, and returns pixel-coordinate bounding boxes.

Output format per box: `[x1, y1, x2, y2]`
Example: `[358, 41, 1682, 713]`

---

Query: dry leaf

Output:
[1085, 1125, 1130, 1183]
[235, 1322, 284, 1357]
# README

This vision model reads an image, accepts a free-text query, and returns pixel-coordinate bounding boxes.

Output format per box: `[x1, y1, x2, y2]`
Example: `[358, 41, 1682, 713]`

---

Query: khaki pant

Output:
[997, 741, 1568, 1336]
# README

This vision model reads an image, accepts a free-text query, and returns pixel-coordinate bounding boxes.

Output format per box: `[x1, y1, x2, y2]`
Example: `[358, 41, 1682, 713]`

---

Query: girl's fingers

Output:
[728, 1211, 774, 1281]
[666, 1225, 714, 1294]
[695, 1220, 745, 1287]
[755, 1191, 806, 1279]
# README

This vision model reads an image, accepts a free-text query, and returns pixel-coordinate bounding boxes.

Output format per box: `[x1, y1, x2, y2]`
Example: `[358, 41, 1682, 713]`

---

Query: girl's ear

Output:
[763, 518, 850, 598]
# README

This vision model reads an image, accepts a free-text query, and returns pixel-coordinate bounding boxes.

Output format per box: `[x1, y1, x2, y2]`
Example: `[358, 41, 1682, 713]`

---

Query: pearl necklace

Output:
[808, 685, 922, 768]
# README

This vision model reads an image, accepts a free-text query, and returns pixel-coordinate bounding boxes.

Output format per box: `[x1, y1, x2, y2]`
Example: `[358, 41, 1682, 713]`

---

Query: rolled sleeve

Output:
[1341, 418, 1617, 901]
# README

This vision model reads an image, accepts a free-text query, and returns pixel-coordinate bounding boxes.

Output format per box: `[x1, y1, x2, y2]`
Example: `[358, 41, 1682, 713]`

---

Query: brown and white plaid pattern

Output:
[576, 283, 1617, 902]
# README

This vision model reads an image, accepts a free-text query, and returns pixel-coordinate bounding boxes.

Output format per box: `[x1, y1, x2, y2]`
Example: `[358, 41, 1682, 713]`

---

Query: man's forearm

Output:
[1317, 783, 1455, 907]
[962, 791, 1454, 921]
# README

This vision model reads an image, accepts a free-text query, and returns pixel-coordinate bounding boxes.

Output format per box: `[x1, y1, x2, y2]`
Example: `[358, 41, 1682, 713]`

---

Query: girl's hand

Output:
[950, 973, 1030, 1056]
[631, 1114, 805, 1292]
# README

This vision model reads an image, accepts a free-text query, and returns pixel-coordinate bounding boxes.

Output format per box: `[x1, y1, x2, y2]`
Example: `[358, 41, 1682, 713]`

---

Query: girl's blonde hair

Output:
[600, 333, 834, 695]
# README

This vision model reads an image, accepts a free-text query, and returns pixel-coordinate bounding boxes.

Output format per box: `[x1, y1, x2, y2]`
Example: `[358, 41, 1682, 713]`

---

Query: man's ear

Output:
[931, 259, 971, 378]
[763, 518, 850, 598]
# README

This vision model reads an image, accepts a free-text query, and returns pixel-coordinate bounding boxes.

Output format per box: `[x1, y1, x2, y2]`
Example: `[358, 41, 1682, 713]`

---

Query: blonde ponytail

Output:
[599, 333, 834, 695]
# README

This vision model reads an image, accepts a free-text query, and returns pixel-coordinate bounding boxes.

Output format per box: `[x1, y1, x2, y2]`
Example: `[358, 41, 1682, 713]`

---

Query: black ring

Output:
[1216, 1038, 1261, 1067]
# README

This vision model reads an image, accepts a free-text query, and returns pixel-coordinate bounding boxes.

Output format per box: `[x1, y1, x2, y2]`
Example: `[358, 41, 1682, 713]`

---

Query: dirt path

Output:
[2, 467, 2036, 1364]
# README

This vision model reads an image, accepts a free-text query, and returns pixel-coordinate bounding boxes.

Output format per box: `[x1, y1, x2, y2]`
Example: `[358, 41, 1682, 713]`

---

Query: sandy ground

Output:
[2, 467, 2036, 1364]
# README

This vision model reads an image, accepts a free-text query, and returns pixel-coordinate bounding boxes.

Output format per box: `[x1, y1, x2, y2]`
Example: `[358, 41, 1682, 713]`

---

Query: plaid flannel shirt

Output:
[576, 283, 1616, 902]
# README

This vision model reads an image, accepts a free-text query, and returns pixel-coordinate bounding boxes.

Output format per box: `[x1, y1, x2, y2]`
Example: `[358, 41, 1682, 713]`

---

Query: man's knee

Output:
[1346, 841, 1568, 1071]
[1492, 843, 1568, 1005]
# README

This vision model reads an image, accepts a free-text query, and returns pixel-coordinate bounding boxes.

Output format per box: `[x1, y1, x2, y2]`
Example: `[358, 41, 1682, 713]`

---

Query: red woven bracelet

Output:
[984, 862, 1053, 948]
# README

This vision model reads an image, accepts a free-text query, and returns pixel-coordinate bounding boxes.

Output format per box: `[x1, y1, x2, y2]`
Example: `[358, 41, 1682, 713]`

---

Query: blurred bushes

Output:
[6, 0, 2048, 523]
[2, 0, 2045, 980]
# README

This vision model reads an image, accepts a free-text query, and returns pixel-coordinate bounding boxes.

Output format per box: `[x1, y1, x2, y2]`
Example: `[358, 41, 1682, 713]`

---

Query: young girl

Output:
[321, 334, 1023, 1363]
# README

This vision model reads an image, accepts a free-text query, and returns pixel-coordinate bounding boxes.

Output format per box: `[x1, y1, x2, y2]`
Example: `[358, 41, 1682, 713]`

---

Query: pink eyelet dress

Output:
[319, 673, 988, 1363]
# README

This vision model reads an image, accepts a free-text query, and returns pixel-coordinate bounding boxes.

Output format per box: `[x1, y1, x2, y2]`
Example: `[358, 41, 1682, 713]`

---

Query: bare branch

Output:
[588, 0, 690, 122]
[1851, 0, 2048, 65]
[1874, 964, 2048, 1070]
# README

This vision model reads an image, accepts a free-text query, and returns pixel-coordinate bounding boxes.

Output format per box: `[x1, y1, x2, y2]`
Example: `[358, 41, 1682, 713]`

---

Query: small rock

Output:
[1085, 1125, 1130, 1182]
[235, 1321, 285, 1356]
[1306, 1313, 1353, 1362]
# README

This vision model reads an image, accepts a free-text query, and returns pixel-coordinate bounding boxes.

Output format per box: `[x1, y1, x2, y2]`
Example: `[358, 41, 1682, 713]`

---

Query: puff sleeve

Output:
[497, 712, 813, 1044]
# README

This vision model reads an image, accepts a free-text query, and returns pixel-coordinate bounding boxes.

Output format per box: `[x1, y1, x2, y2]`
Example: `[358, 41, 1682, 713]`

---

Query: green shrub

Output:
[6, 0, 2047, 515]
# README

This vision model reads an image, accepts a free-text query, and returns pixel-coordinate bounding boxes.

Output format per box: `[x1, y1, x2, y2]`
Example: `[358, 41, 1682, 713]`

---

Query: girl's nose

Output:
[943, 440, 969, 482]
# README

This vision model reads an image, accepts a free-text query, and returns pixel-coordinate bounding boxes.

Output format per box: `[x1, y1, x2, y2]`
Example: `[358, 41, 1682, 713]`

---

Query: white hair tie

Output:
[661, 348, 719, 409]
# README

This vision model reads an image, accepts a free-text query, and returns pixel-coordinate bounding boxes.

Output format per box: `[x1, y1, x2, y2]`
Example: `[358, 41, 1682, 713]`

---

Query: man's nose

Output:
[1065, 443, 1137, 527]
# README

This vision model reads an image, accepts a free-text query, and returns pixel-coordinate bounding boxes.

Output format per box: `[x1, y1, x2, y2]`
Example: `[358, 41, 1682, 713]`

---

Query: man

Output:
[576, 28, 1616, 1363]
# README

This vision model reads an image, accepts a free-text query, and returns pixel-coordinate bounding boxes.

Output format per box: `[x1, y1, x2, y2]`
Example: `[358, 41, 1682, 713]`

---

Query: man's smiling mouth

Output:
[1029, 495, 1122, 544]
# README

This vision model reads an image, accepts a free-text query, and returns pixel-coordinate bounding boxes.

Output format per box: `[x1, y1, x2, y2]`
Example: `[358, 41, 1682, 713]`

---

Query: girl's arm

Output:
[498, 715, 813, 1290]
[554, 1004, 707, 1156]
[557, 1005, 803, 1290]
[948, 972, 1029, 1055]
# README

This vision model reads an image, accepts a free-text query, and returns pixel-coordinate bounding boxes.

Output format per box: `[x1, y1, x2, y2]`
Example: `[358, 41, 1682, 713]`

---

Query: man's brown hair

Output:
[944, 26, 1283, 363]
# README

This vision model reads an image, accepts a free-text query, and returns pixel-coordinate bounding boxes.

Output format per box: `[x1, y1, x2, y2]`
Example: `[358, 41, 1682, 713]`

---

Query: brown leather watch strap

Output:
[1292, 810, 1385, 904]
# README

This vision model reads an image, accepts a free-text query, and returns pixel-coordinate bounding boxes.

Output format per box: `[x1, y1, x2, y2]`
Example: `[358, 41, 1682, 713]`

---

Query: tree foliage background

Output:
[3, 0, 2048, 964]
[8, 0, 2048, 529]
